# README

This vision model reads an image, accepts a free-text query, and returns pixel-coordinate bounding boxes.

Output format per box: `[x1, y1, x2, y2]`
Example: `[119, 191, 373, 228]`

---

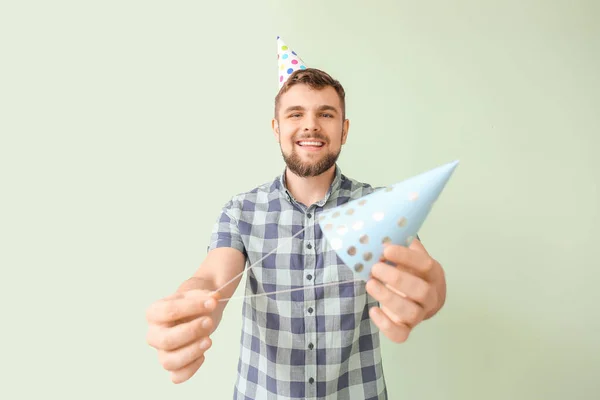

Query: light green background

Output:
[1, 1, 599, 399]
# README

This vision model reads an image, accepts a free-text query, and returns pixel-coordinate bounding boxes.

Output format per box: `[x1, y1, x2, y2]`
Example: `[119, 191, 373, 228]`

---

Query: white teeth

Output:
[298, 141, 323, 147]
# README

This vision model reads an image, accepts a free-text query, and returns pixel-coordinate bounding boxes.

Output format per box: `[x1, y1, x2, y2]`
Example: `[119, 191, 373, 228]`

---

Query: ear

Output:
[272, 118, 280, 143]
[341, 119, 350, 145]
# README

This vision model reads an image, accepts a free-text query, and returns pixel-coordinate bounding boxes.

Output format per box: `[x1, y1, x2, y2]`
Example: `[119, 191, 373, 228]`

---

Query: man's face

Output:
[272, 84, 349, 178]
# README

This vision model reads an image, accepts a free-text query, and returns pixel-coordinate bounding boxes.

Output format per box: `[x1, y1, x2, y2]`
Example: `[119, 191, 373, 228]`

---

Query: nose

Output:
[303, 114, 320, 132]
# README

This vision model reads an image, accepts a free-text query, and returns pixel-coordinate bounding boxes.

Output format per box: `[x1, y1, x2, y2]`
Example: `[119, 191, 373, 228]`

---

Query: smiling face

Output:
[272, 83, 349, 178]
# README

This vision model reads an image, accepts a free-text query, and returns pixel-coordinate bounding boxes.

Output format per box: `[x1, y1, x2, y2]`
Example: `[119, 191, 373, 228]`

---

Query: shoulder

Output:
[338, 172, 381, 199]
[218, 175, 281, 217]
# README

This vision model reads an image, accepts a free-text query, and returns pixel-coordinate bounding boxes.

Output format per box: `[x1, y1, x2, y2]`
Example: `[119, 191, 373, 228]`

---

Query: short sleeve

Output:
[206, 200, 247, 257]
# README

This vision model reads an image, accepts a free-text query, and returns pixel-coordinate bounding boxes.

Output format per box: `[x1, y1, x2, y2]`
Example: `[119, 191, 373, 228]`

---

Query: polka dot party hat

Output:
[318, 160, 460, 281]
[277, 36, 307, 89]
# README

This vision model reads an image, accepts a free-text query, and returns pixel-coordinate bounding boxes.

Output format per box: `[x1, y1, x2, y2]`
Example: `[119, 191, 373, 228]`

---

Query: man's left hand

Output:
[365, 239, 446, 343]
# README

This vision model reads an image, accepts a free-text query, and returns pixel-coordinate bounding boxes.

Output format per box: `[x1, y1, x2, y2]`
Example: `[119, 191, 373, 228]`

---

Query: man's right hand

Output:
[146, 289, 219, 384]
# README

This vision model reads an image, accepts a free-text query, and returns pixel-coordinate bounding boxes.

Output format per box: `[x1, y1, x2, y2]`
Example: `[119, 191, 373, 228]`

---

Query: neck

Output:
[284, 165, 337, 206]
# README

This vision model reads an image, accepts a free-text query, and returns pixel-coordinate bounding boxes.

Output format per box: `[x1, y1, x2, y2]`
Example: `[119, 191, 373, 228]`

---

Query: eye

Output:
[289, 113, 302, 118]
[321, 113, 333, 118]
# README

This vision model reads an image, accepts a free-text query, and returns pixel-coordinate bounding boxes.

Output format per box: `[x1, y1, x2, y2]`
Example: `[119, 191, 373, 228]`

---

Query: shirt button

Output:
[309, 377, 314, 384]
[308, 307, 313, 314]
[307, 213, 312, 218]
[307, 243, 312, 249]
[308, 343, 314, 350]
[307, 274, 312, 281]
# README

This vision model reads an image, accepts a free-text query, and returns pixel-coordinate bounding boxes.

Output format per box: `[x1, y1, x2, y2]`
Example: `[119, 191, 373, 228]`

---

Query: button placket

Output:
[304, 206, 317, 399]
[305, 208, 315, 286]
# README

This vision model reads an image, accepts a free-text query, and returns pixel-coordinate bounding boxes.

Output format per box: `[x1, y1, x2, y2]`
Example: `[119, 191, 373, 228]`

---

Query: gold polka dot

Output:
[347, 246, 357, 256]
[397, 217, 407, 227]
[373, 212, 384, 221]
[382, 236, 392, 244]
[406, 236, 414, 245]
[352, 220, 364, 231]
[385, 187, 393, 192]
[354, 263, 364, 273]
[332, 211, 340, 218]
[325, 223, 333, 231]
[409, 192, 419, 201]
[363, 252, 373, 261]
[336, 225, 348, 235]
[359, 234, 369, 244]
[358, 199, 367, 206]
[345, 208, 355, 215]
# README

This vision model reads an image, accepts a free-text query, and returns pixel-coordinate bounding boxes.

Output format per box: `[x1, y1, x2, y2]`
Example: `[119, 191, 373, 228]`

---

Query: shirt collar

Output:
[278, 164, 344, 207]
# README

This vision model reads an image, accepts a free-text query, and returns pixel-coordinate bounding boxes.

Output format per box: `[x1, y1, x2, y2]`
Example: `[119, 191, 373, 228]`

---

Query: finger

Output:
[370, 262, 432, 306]
[380, 304, 414, 328]
[170, 354, 206, 384]
[366, 279, 424, 327]
[368, 306, 411, 344]
[163, 292, 185, 301]
[146, 291, 217, 325]
[147, 315, 214, 351]
[408, 237, 432, 256]
[159, 336, 212, 372]
[382, 244, 437, 278]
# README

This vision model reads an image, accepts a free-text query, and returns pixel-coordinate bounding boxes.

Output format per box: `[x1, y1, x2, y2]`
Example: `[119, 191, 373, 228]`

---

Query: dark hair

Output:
[274, 68, 346, 119]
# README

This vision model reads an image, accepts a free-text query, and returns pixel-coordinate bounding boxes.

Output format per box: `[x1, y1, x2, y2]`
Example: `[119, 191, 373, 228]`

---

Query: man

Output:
[146, 40, 446, 399]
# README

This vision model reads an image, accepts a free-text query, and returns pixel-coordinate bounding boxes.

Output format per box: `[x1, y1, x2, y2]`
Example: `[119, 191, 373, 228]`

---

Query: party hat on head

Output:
[318, 160, 460, 281]
[277, 36, 307, 89]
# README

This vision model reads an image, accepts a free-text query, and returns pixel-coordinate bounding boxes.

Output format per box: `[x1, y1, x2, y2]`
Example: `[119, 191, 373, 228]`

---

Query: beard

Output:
[280, 132, 342, 178]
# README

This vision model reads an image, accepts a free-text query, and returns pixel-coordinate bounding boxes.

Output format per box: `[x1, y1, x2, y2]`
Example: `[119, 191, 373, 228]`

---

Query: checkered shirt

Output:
[208, 165, 388, 399]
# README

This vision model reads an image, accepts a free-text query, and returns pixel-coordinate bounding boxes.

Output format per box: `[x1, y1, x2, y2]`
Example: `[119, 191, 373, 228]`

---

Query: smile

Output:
[296, 141, 325, 147]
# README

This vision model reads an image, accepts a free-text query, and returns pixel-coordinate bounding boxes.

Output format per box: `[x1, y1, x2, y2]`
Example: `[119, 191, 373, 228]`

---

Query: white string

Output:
[217, 279, 364, 302]
[210, 225, 310, 296]
[209, 224, 364, 302]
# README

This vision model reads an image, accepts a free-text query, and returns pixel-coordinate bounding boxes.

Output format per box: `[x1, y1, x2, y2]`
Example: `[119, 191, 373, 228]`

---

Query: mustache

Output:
[293, 133, 329, 143]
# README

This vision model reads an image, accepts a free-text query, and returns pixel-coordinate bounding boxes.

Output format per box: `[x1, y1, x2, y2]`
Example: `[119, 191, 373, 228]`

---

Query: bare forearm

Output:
[177, 276, 218, 293]
[173, 248, 245, 329]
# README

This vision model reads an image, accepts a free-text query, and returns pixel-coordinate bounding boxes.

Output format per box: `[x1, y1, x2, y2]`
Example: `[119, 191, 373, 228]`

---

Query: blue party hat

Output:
[318, 160, 459, 281]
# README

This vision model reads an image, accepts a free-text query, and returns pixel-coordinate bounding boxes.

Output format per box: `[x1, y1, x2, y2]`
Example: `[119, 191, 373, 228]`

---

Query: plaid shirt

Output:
[208, 165, 388, 399]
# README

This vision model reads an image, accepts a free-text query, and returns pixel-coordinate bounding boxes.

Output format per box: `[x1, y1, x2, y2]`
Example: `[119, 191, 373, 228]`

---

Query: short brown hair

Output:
[274, 68, 346, 119]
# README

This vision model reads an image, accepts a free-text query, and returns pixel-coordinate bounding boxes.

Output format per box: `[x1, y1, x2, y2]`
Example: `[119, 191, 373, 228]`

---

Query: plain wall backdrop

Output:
[1, 0, 599, 399]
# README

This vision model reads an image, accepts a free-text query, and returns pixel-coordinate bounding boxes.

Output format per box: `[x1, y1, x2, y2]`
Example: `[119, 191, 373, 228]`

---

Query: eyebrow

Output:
[283, 105, 339, 114]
